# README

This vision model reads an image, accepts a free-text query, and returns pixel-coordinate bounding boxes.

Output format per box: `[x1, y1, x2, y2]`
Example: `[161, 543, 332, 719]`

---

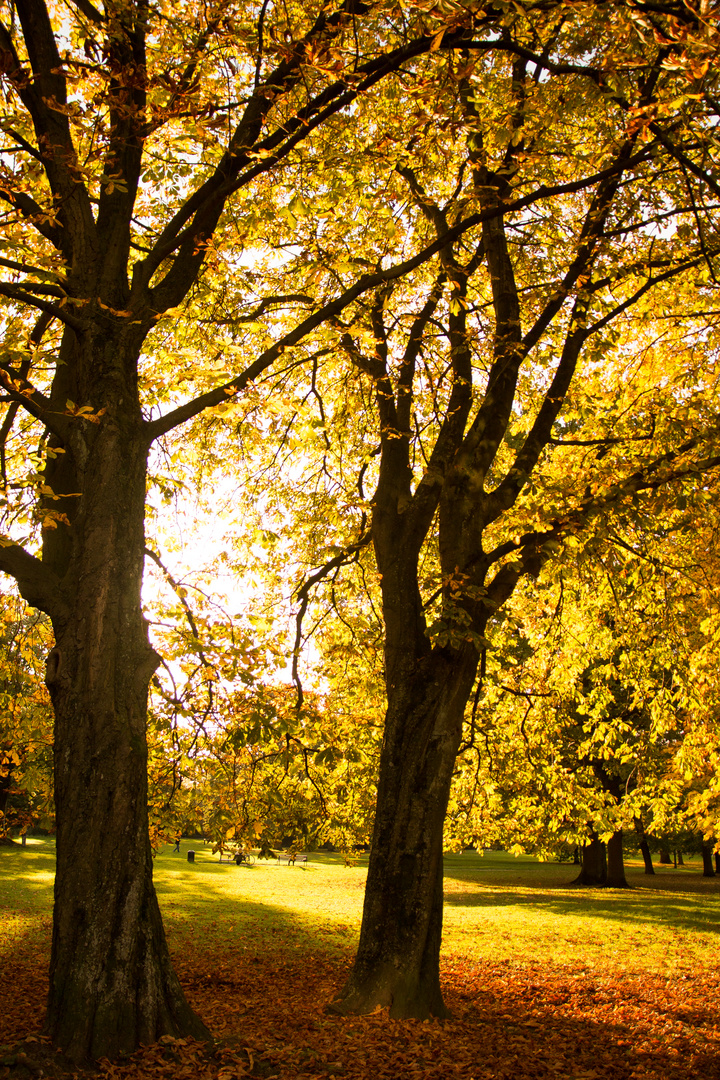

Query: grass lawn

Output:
[1, 839, 719, 1079]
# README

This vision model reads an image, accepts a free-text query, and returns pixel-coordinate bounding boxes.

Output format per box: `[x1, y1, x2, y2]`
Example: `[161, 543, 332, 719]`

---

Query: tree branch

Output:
[143, 154, 648, 443]
[12, 0, 96, 257]
[0, 282, 83, 330]
[67, 0, 105, 25]
[0, 186, 62, 248]
[0, 310, 52, 484]
[0, 540, 65, 619]
[291, 530, 371, 709]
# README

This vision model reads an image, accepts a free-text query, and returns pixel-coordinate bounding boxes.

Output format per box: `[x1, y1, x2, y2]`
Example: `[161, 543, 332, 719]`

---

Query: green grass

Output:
[1, 838, 718, 978]
[441, 851, 720, 975]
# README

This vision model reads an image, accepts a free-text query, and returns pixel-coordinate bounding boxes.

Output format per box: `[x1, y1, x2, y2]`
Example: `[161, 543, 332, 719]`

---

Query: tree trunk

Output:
[633, 817, 654, 875]
[331, 646, 476, 1018]
[639, 839, 654, 874]
[715, 853, 720, 874]
[571, 837, 607, 886]
[0, 767, 11, 832]
[701, 843, 716, 877]
[606, 830, 629, 888]
[39, 336, 208, 1062]
[659, 845, 672, 864]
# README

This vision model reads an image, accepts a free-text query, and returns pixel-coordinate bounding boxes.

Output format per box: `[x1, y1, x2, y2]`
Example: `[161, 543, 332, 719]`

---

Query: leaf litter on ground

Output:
[2, 928, 719, 1080]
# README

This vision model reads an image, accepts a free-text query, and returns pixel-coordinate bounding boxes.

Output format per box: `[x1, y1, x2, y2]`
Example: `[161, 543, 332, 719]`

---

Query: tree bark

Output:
[642, 845, 655, 871]
[37, 333, 208, 1061]
[634, 819, 654, 875]
[701, 843, 716, 877]
[606, 830, 629, 888]
[571, 837, 607, 886]
[330, 612, 477, 1017]
[659, 846, 673, 864]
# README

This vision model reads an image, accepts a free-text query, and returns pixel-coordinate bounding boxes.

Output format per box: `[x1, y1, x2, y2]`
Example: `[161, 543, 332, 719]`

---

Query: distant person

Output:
[173, 834, 181, 854]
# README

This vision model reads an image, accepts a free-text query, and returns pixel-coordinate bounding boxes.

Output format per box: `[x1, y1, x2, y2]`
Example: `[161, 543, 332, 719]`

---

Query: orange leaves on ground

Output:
[0, 915, 49, 1045]
[2, 932, 720, 1079]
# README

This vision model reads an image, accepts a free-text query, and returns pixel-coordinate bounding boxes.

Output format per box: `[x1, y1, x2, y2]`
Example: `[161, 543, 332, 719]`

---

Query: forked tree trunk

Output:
[606, 830, 629, 888]
[328, 473, 481, 1019]
[572, 837, 607, 886]
[39, 336, 208, 1061]
[331, 647, 476, 1018]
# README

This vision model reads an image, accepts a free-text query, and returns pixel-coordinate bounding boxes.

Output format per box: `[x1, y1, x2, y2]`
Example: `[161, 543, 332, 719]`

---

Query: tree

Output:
[0, 590, 53, 840]
[313, 2, 720, 1017]
[446, 439, 720, 881]
[144, 582, 382, 857]
[0, 0, 515, 1060]
[0, 0, 718, 1055]
[445, 549, 683, 882]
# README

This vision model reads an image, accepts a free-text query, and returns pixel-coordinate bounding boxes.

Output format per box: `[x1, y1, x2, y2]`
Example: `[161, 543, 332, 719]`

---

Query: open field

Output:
[1, 839, 719, 1079]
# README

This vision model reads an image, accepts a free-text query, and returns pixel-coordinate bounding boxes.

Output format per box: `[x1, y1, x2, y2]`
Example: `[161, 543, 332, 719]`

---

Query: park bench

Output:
[276, 851, 307, 866]
[218, 850, 255, 865]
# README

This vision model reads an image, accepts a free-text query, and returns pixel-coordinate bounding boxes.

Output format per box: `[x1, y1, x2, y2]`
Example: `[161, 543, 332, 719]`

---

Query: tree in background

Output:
[143, 573, 383, 857]
[0, 592, 53, 840]
[448, 462, 720, 882]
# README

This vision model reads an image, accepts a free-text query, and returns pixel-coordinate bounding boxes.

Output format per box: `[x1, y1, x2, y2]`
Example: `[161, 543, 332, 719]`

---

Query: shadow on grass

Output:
[442, 851, 712, 883]
[443, 878, 720, 936]
[0, 840, 357, 963]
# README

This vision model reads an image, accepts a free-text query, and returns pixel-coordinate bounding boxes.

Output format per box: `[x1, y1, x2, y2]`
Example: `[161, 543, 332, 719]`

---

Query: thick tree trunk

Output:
[659, 845, 672, 864]
[39, 338, 208, 1061]
[331, 647, 476, 1018]
[606, 830, 629, 888]
[676, 850, 684, 866]
[572, 837, 607, 886]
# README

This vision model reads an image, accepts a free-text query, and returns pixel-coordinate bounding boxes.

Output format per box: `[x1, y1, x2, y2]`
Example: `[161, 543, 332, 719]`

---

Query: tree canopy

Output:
[0, 0, 719, 1060]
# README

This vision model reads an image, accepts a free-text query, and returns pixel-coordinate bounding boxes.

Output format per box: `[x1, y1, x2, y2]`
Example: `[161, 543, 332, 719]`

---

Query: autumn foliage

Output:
[3, 931, 720, 1079]
[0, 0, 719, 1058]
